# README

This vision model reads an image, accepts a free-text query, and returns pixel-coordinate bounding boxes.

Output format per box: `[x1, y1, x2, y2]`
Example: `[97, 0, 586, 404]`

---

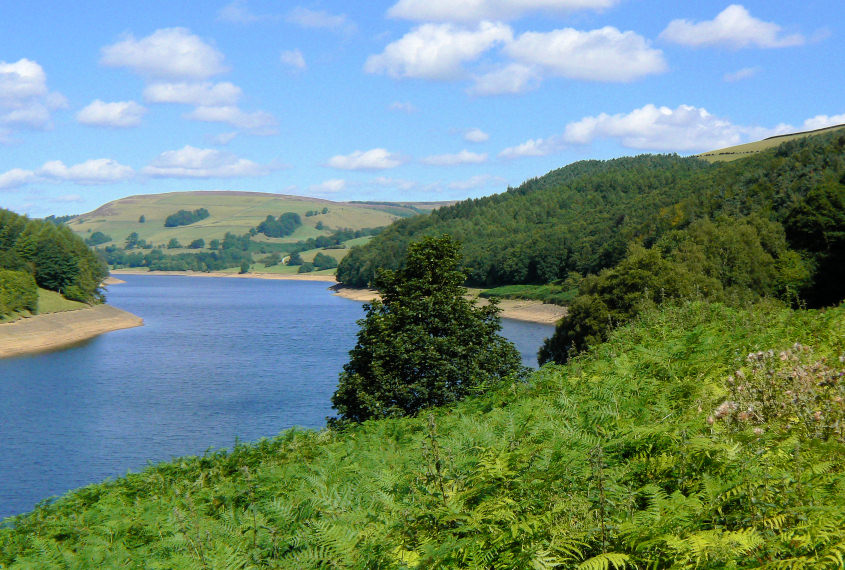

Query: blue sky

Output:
[1, 0, 842, 217]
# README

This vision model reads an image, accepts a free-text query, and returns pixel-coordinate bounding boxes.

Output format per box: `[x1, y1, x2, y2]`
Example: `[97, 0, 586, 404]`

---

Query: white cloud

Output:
[327, 148, 403, 170]
[470, 62, 540, 95]
[280, 49, 307, 71]
[390, 101, 418, 113]
[101, 28, 228, 79]
[310, 178, 347, 193]
[562, 103, 793, 151]
[448, 173, 504, 190]
[802, 114, 845, 130]
[499, 136, 562, 158]
[76, 100, 146, 127]
[505, 27, 666, 82]
[661, 5, 804, 49]
[143, 146, 270, 178]
[365, 22, 512, 80]
[0, 168, 36, 189]
[0, 59, 66, 135]
[207, 131, 238, 145]
[184, 105, 277, 134]
[40, 159, 134, 184]
[217, 0, 262, 23]
[464, 127, 490, 142]
[723, 66, 760, 82]
[422, 149, 487, 165]
[286, 7, 355, 33]
[387, 0, 619, 22]
[143, 81, 242, 106]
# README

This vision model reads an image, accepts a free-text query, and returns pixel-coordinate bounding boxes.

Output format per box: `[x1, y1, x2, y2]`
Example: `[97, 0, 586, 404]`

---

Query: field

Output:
[66, 191, 439, 249]
[698, 123, 845, 162]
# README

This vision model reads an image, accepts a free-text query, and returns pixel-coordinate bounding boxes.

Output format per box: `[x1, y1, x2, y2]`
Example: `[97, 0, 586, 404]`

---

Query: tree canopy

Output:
[331, 235, 524, 425]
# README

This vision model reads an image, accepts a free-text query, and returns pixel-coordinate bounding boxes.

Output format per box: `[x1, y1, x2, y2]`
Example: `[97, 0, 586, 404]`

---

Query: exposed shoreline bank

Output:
[0, 304, 144, 359]
[110, 269, 566, 324]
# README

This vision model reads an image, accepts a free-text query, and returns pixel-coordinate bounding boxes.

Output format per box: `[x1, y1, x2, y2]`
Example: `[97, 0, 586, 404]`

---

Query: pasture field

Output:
[698, 123, 845, 162]
[66, 191, 434, 249]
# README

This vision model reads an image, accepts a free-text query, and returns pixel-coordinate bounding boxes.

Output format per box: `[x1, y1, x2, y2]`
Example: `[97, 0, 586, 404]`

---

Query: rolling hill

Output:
[66, 191, 440, 250]
[697, 123, 845, 162]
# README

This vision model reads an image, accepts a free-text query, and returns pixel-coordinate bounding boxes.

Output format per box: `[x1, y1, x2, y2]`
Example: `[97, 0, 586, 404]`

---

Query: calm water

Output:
[0, 274, 552, 519]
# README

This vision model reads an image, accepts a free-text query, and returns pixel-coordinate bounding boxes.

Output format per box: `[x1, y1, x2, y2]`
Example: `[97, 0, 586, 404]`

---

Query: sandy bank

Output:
[331, 286, 567, 325]
[0, 305, 143, 359]
[110, 269, 337, 282]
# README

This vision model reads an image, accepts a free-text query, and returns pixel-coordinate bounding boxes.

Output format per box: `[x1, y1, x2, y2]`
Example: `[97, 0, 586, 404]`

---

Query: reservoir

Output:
[0, 274, 553, 520]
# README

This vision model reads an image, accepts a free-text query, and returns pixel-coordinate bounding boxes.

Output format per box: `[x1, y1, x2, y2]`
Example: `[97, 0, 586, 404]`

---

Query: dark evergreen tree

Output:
[330, 235, 524, 425]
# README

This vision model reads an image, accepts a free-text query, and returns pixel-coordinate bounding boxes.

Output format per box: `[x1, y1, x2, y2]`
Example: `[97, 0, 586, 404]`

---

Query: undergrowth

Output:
[2, 300, 844, 568]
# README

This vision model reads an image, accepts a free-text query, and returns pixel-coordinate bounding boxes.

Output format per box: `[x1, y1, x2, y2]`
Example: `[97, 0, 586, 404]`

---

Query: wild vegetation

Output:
[164, 207, 210, 228]
[2, 300, 843, 567]
[0, 208, 107, 318]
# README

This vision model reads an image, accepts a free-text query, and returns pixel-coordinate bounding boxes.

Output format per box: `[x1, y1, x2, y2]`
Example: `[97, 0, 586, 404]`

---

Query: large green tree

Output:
[331, 235, 524, 425]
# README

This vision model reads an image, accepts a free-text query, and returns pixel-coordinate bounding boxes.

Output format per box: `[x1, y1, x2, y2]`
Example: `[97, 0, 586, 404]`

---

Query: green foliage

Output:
[188, 238, 205, 249]
[480, 281, 580, 305]
[0, 208, 106, 305]
[256, 212, 301, 238]
[0, 269, 38, 317]
[84, 231, 111, 246]
[164, 207, 210, 227]
[286, 251, 303, 266]
[167, 238, 181, 249]
[238, 260, 250, 274]
[138, 214, 145, 223]
[311, 252, 338, 270]
[3, 301, 844, 568]
[331, 235, 524, 425]
[338, 131, 845, 299]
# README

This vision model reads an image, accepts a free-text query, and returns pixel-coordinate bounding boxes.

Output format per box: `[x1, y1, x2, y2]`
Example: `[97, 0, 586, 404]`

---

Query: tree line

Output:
[0, 209, 107, 317]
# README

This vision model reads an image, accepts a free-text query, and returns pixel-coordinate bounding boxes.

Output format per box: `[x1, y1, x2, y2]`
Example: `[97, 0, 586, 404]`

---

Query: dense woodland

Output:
[163, 208, 210, 228]
[0, 209, 107, 317]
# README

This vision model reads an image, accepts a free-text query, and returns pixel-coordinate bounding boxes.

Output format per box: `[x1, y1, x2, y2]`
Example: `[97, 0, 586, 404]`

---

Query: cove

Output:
[0, 274, 553, 520]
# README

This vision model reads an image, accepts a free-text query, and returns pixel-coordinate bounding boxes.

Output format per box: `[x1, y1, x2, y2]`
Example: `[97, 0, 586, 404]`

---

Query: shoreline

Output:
[110, 270, 566, 324]
[330, 285, 567, 325]
[0, 305, 143, 359]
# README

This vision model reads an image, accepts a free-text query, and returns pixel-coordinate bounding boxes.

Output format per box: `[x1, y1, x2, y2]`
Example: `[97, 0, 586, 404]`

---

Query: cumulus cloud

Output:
[802, 114, 845, 130]
[309, 178, 347, 193]
[143, 81, 242, 106]
[365, 22, 512, 80]
[499, 136, 562, 158]
[723, 66, 761, 82]
[562, 104, 793, 151]
[217, 0, 263, 23]
[464, 127, 490, 142]
[280, 49, 307, 71]
[422, 149, 487, 165]
[661, 5, 805, 49]
[470, 62, 540, 95]
[101, 28, 228, 79]
[0, 168, 37, 190]
[0, 58, 66, 136]
[286, 7, 355, 33]
[40, 159, 135, 184]
[184, 106, 277, 134]
[326, 148, 403, 170]
[387, 0, 619, 22]
[505, 27, 666, 82]
[143, 146, 270, 178]
[76, 100, 146, 127]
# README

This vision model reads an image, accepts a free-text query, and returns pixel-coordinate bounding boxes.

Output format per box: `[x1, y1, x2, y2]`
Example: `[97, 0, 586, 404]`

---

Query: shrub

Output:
[0, 269, 38, 317]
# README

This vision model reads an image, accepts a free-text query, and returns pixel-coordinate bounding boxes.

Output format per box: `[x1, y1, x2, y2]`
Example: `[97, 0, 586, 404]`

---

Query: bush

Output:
[0, 269, 38, 317]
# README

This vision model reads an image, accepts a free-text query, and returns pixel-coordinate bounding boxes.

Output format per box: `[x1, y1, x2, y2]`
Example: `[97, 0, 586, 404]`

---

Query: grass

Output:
[698, 123, 845, 162]
[2, 300, 843, 567]
[66, 191, 420, 250]
[479, 283, 578, 305]
[35, 289, 88, 314]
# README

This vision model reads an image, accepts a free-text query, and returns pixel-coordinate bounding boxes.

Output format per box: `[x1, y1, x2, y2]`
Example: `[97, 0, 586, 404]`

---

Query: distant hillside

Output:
[698, 123, 845, 162]
[66, 191, 433, 250]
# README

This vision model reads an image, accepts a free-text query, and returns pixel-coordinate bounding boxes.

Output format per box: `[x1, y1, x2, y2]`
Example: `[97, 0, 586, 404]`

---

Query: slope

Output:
[697, 123, 845, 162]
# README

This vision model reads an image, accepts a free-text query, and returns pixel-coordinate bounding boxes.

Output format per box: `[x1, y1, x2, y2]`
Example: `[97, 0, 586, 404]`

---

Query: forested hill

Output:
[0, 209, 107, 317]
[337, 130, 845, 289]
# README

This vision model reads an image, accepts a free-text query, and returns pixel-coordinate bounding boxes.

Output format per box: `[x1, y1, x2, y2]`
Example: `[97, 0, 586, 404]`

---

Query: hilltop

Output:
[66, 191, 440, 249]
[697, 123, 845, 162]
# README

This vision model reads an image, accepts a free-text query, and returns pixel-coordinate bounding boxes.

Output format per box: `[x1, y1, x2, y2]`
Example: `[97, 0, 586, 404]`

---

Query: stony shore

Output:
[0, 305, 143, 359]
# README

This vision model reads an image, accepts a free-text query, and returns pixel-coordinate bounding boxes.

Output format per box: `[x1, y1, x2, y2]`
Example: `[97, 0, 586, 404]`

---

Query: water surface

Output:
[0, 275, 552, 519]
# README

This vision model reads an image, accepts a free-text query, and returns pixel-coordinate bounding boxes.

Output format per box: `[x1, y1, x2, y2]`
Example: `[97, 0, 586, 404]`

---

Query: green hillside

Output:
[697, 123, 845, 162]
[66, 191, 430, 249]
[2, 300, 843, 567]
